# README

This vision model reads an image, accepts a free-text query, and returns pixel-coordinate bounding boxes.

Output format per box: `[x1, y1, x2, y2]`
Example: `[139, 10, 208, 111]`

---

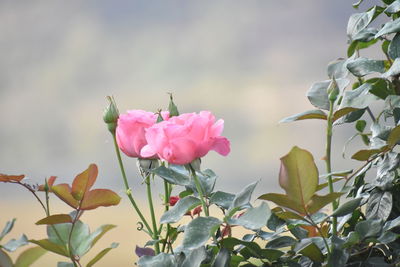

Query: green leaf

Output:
[265, 236, 296, 249]
[228, 202, 271, 230]
[160, 196, 201, 224]
[375, 17, 400, 38]
[383, 57, 400, 78]
[353, 0, 363, 8]
[36, 214, 72, 225]
[353, 28, 378, 42]
[212, 247, 230, 267]
[210, 191, 235, 210]
[279, 146, 318, 208]
[138, 253, 176, 267]
[294, 239, 324, 262]
[0, 249, 13, 267]
[2, 234, 28, 252]
[327, 58, 349, 79]
[355, 219, 383, 239]
[47, 221, 89, 255]
[306, 193, 343, 214]
[229, 181, 258, 211]
[385, 0, 400, 13]
[384, 216, 400, 231]
[387, 125, 400, 147]
[347, 7, 376, 40]
[51, 184, 79, 209]
[14, 246, 47, 267]
[258, 193, 304, 214]
[340, 83, 379, 110]
[307, 79, 349, 110]
[368, 78, 394, 99]
[377, 231, 398, 244]
[274, 210, 307, 221]
[389, 33, 400, 60]
[181, 246, 207, 267]
[57, 262, 74, 267]
[280, 110, 327, 123]
[366, 190, 392, 221]
[29, 239, 69, 257]
[150, 165, 190, 186]
[333, 107, 358, 122]
[86, 243, 118, 267]
[347, 58, 385, 77]
[181, 217, 221, 250]
[351, 148, 382, 161]
[80, 189, 121, 210]
[71, 164, 97, 201]
[332, 198, 362, 217]
[75, 224, 116, 256]
[220, 238, 284, 261]
[0, 219, 16, 241]
[168, 94, 179, 117]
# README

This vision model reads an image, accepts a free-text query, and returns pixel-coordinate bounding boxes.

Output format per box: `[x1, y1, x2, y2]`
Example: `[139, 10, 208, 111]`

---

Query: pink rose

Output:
[116, 110, 169, 158]
[141, 111, 230, 165]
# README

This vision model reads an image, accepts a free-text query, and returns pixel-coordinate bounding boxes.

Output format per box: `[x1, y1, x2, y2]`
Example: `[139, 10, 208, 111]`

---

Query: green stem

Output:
[145, 174, 160, 254]
[326, 100, 338, 236]
[305, 214, 331, 256]
[189, 165, 209, 216]
[67, 210, 80, 267]
[111, 133, 153, 236]
[161, 180, 171, 252]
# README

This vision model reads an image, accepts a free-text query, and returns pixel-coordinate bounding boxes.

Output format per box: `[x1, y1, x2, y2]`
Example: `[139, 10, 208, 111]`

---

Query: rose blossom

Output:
[116, 110, 168, 158]
[141, 111, 230, 165]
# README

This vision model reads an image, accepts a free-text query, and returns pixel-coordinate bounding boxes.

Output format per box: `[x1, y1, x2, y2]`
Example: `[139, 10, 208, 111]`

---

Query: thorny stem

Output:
[111, 133, 153, 236]
[326, 100, 339, 236]
[189, 165, 209, 216]
[145, 173, 160, 254]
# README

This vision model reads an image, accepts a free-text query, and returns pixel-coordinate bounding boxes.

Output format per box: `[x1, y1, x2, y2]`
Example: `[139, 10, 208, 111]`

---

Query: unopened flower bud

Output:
[327, 78, 339, 102]
[103, 96, 119, 134]
[168, 93, 179, 117]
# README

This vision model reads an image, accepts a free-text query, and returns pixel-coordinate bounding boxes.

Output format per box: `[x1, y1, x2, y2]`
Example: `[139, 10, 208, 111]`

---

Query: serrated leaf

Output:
[347, 58, 385, 77]
[228, 202, 271, 230]
[229, 181, 258, 211]
[160, 196, 201, 224]
[14, 246, 47, 267]
[210, 191, 235, 210]
[80, 189, 121, 210]
[280, 110, 327, 123]
[36, 214, 72, 225]
[181, 217, 221, 250]
[332, 198, 362, 217]
[383, 57, 400, 78]
[71, 164, 98, 201]
[258, 193, 304, 214]
[366, 190, 392, 221]
[86, 243, 118, 267]
[306, 193, 343, 214]
[279, 146, 318, 208]
[375, 17, 400, 38]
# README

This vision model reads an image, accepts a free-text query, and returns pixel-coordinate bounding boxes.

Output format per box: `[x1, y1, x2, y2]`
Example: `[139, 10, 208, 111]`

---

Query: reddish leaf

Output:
[38, 176, 57, 192]
[52, 184, 79, 209]
[36, 214, 72, 225]
[80, 189, 121, 210]
[0, 174, 25, 183]
[71, 164, 98, 201]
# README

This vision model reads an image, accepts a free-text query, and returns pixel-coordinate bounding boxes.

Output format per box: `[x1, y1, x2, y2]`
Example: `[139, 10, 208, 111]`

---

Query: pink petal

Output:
[211, 137, 230, 156]
[140, 145, 157, 158]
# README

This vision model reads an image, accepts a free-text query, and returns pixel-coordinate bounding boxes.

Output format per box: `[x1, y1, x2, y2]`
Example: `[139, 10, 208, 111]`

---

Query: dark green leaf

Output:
[375, 17, 400, 38]
[356, 120, 367, 132]
[265, 236, 296, 249]
[212, 247, 230, 267]
[347, 58, 385, 77]
[160, 196, 201, 224]
[389, 33, 400, 60]
[181, 246, 207, 267]
[383, 57, 400, 78]
[210, 191, 235, 210]
[355, 219, 383, 239]
[334, 108, 366, 126]
[258, 193, 304, 214]
[387, 125, 400, 147]
[377, 231, 398, 244]
[150, 165, 190, 186]
[279, 110, 327, 123]
[137, 253, 176, 267]
[14, 246, 47, 267]
[182, 217, 221, 250]
[332, 198, 362, 217]
[366, 190, 392, 221]
[368, 78, 394, 99]
[229, 181, 258, 211]
[294, 239, 324, 263]
[228, 202, 271, 230]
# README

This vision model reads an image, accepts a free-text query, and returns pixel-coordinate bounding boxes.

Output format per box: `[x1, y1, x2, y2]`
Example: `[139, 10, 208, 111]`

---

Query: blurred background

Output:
[0, 0, 376, 265]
